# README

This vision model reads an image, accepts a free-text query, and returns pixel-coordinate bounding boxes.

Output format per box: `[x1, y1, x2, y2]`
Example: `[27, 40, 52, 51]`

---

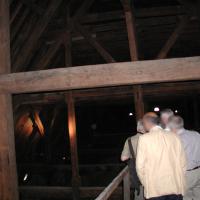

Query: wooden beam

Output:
[13, 0, 63, 72]
[34, 37, 63, 70]
[0, 0, 19, 199]
[134, 85, 145, 120]
[66, 92, 81, 200]
[1, 57, 200, 94]
[157, 16, 189, 59]
[11, 8, 29, 43]
[74, 23, 116, 63]
[73, 0, 95, 20]
[10, 2, 23, 24]
[64, 5, 72, 67]
[122, 0, 138, 61]
[20, 0, 44, 15]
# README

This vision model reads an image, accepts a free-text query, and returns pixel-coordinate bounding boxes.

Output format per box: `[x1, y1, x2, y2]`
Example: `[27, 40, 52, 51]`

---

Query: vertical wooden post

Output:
[66, 92, 81, 200]
[0, 0, 19, 199]
[122, 1, 145, 120]
[122, 0, 138, 61]
[123, 172, 130, 200]
[134, 85, 145, 120]
[64, 5, 72, 67]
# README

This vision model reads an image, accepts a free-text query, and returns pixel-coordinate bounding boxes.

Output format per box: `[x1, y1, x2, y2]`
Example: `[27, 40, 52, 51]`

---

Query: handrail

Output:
[95, 166, 130, 200]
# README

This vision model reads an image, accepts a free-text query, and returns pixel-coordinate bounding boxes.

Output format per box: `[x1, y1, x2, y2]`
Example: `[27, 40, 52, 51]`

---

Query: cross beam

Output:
[0, 56, 200, 94]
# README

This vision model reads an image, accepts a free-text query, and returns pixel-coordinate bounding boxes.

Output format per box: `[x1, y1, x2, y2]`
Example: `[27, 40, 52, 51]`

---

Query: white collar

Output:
[150, 125, 162, 132]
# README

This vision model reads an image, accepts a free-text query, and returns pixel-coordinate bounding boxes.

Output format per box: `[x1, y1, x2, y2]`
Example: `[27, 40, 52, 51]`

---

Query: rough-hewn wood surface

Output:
[0, 56, 200, 94]
[0, 0, 19, 199]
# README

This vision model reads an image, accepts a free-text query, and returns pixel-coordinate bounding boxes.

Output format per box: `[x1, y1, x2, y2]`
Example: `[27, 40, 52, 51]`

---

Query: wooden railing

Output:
[95, 166, 130, 200]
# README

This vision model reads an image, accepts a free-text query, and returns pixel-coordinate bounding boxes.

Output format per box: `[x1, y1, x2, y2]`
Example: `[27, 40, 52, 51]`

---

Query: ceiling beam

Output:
[156, 16, 189, 59]
[13, 0, 63, 72]
[0, 56, 200, 94]
[74, 22, 116, 63]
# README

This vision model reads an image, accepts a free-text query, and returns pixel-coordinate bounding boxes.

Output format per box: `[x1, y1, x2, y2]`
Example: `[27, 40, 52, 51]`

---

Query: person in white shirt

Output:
[160, 109, 174, 131]
[121, 119, 145, 200]
[168, 115, 200, 200]
[136, 112, 186, 200]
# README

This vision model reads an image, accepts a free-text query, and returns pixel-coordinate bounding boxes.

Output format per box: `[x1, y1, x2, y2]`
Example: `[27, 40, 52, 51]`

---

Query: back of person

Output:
[137, 126, 186, 199]
[178, 129, 200, 170]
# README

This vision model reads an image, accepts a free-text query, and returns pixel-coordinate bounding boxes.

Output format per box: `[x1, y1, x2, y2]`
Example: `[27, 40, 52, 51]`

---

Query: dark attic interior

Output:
[1, 0, 200, 200]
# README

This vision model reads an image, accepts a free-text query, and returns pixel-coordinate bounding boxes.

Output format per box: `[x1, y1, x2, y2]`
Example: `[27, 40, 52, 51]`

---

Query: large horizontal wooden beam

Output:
[1, 56, 200, 94]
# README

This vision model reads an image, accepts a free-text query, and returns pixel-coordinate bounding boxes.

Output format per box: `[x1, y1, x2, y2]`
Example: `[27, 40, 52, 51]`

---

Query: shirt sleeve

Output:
[136, 136, 146, 186]
[121, 139, 130, 159]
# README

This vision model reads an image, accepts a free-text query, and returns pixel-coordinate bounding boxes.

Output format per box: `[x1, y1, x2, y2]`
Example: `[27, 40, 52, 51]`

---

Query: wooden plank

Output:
[1, 56, 200, 94]
[13, 0, 63, 72]
[95, 166, 129, 200]
[74, 23, 116, 63]
[0, 0, 19, 199]
[123, 172, 130, 200]
[157, 16, 189, 59]
[134, 85, 145, 120]
[66, 92, 81, 200]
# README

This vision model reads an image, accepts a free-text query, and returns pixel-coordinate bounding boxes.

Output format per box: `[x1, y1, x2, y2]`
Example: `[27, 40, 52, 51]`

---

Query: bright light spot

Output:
[129, 112, 133, 116]
[154, 107, 160, 112]
[175, 110, 178, 113]
[62, 156, 66, 160]
[23, 174, 28, 182]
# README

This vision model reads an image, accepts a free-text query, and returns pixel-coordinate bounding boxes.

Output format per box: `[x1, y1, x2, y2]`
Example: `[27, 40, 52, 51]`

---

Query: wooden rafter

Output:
[122, 0, 138, 61]
[74, 23, 116, 63]
[10, 1, 22, 24]
[20, 0, 44, 16]
[13, 0, 63, 72]
[1, 56, 200, 94]
[34, 36, 63, 71]
[157, 16, 189, 59]
[73, 0, 95, 20]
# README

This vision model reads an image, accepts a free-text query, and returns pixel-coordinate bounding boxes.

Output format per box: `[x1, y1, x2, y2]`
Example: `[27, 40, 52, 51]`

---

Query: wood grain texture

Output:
[0, 0, 19, 199]
[0, 56, 200, 94]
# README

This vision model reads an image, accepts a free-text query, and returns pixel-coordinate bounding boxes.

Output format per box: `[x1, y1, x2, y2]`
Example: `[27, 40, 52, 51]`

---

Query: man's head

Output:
[137, 119, 145, 134]
[142, 112, 159, 132]
[167, 115, 184, 133]
[160, 109, 174, 128]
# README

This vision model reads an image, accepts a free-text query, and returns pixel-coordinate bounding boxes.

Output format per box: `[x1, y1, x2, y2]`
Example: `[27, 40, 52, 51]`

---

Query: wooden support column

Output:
[64, 5, 72, 67]
[0, 0, 19, 199]
[134, 85, 145, 120]
[66, 92, 81, 200]
[122, 0, 138, 61]
[122, 1, 144, 120]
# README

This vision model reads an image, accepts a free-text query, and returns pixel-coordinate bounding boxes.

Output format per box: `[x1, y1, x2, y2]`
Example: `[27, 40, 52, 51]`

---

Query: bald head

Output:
[143, 112, 159, 132]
